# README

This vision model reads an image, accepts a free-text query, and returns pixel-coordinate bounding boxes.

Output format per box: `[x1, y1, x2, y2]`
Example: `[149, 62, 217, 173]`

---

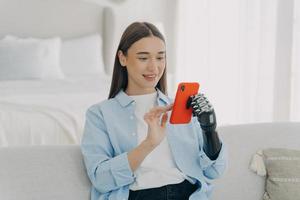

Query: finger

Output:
[145, 113, 156, 121]
[165, 103, 174, 111]
[161, 113, 168, 128]
[154, 111, 161, 118]
[154, 106, 172, 118]
[194, 93, 206, 102]
[146, 105, 173, 121]
[144, 116, 156, 127]
[197, 93, 205, 98]
[150, 104, 173, 113]
[144, 112, 155, 121]
[199, 101, 208, 107]
[186, 96, 193, 109]
[144, 115, 150, 124]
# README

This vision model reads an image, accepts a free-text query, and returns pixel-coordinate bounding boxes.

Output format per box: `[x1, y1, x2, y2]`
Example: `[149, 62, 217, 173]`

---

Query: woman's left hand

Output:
[187, 93, 222, 160]
[187, 93, 217, 132]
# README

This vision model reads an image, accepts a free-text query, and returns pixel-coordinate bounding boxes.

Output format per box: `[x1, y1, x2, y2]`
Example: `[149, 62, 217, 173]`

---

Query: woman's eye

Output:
[138, 57, 148, 61]
[157, 57, 165, 60]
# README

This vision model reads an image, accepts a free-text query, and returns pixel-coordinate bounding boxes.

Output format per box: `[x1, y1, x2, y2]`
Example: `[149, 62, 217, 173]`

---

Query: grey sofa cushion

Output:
[0, 145, 91, 200]
[262, 148, 300, 200]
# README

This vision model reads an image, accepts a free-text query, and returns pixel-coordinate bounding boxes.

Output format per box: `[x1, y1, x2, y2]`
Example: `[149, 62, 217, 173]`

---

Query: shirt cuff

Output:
[110, 152, 135, 186]
[198, 143, 225, 170]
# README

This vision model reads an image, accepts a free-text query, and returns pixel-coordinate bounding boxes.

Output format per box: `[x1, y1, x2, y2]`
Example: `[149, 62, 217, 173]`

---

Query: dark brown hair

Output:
[108, 22, 167, 99]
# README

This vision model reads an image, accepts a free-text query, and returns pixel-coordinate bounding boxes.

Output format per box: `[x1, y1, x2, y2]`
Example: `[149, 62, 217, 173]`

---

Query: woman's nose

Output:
[147, 58, 159, 71]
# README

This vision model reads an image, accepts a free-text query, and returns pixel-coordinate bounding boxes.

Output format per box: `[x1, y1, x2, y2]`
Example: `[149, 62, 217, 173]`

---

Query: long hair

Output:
[108, 22, 167, 99]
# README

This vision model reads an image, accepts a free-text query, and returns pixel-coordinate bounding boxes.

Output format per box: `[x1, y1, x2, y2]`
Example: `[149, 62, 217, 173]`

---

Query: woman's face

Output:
[118, 36, 166, 95]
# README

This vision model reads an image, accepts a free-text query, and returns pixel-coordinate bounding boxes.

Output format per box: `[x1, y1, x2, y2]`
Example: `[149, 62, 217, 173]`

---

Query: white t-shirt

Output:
[129, 91, 186, 191]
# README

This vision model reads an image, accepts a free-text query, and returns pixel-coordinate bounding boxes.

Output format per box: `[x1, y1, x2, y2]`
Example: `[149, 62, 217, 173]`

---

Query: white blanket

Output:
[0, 75, 111, 146]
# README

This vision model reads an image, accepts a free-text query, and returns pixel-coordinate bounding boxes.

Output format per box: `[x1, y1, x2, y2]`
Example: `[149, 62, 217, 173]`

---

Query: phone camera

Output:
[180, 85, 185, 92]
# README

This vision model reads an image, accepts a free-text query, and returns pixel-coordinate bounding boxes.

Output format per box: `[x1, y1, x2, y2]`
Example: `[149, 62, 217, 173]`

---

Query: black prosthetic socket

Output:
[202, 130, 222, 160]
[198, 111, 222, 160]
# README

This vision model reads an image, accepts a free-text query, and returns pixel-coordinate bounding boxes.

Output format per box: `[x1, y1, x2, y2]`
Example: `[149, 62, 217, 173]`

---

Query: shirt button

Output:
[132, 132, 136, 136]
[130, 115, 134, 119]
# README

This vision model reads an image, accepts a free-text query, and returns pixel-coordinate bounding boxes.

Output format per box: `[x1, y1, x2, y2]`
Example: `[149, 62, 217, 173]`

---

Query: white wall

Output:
[273, 0, 294, 121]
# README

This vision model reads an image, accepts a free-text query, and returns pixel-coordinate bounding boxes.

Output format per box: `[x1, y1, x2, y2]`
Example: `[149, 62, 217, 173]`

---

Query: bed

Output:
[0, 0, 115, 146]
[0, 75, 111, 146]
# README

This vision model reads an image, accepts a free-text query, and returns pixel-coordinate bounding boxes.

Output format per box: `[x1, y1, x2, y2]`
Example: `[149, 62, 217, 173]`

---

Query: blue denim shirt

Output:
[81, 89, 227, 200]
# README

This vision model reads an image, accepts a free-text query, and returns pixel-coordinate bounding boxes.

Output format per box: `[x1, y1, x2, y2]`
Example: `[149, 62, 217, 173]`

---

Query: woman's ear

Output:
[118, 50, 127, 67]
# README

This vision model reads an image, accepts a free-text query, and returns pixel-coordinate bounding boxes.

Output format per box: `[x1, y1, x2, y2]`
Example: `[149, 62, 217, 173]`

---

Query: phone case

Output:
[170, 82, 200, 124]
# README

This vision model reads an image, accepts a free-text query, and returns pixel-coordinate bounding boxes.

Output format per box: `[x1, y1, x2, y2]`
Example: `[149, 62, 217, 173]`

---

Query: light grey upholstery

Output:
[1, 122, 299, 200]
[0, 145, 91, 200]
[212, 122, 300, 200]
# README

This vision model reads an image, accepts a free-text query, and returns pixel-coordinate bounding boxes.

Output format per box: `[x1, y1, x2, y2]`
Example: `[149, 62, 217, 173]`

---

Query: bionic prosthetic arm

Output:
[187, 94, 222, 160]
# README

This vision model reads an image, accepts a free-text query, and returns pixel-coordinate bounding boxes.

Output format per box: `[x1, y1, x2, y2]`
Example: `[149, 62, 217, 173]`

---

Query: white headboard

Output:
[0, 0, 105, 38]
[0, 0, 115, 72]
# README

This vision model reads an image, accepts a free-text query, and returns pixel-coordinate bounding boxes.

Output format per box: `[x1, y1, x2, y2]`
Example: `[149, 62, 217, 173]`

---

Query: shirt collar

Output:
[115, 88, 170, 107]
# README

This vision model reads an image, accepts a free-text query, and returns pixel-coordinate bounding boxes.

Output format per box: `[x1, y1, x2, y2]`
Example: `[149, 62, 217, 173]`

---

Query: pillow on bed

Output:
[250, 148, 300, 200]
[0, 39, 46, 80]
[3, 35, 64, 80]
[60, 34, 105, 77]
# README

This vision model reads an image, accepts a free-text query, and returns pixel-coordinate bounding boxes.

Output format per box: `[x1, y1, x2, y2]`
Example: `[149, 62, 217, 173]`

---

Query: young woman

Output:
[81, 22, 227, 200]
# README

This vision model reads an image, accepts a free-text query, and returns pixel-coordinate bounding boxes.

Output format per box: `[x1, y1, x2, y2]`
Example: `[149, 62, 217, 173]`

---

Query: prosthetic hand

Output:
[187, 94, 222, 160]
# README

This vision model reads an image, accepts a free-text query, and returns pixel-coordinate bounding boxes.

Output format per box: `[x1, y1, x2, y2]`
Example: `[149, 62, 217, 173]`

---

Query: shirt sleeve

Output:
[192, 117, 228, 180]
[80, 106, 135, 194]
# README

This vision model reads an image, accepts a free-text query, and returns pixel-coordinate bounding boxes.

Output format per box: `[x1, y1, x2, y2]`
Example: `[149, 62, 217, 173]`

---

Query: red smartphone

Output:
[170, 82, 200, 124]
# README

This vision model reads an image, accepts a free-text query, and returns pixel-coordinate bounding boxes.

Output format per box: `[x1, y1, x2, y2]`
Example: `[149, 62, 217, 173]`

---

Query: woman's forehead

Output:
[129, 36, 165, 54]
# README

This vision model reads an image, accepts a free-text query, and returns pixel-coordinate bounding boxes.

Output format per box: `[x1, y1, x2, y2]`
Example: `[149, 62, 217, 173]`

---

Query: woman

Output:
[81, 22, 227, 200]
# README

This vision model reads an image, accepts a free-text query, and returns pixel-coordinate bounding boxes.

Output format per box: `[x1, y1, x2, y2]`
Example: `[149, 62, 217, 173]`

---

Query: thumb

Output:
[161, 112, 168, 128]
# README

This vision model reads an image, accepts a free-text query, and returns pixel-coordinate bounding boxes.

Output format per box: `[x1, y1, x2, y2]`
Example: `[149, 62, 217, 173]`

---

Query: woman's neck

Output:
[125, 87, 156, 96]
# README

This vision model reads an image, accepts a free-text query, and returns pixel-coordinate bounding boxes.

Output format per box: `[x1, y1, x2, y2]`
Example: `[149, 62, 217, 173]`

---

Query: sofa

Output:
[0, 122, 299, 200]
